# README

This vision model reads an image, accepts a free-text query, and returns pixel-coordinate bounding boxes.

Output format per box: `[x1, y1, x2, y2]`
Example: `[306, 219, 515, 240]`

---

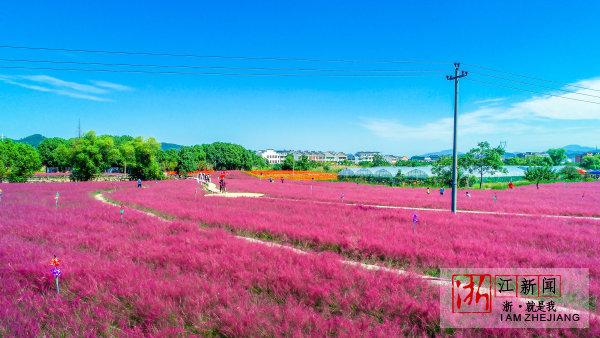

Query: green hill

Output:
[17, 134, 47, 147]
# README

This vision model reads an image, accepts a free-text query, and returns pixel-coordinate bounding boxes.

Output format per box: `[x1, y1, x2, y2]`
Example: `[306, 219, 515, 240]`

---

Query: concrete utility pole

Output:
[446, 63, 468, 213]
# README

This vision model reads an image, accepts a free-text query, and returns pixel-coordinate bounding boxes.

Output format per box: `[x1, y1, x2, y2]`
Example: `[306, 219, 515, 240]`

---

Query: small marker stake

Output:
[55, 192, 60, 208]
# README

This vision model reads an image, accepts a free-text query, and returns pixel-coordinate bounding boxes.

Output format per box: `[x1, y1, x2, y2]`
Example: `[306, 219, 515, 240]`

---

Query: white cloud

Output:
[91, 80, 132, 91]
[473, 97, 506, 105]
[360, 76, 600, 150]
[0, 74, 132, 101]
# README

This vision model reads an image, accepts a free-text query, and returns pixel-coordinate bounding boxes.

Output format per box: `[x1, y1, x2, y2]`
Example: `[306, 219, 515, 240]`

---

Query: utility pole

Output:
[446, 62, 468, 213]
[78, 119, 81, 138]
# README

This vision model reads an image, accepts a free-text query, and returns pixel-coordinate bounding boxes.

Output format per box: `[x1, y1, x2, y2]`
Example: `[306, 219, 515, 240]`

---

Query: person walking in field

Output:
[119, 203, 125, 221]
[493, 194, 497, 203]
[0, 188, 3, 203]
[426, 187, 431, 195]
[137, 178, 142, 189]
[439, 187, 445, 196]
[508, 181, 514, 190]
[465, 191, 471, 198]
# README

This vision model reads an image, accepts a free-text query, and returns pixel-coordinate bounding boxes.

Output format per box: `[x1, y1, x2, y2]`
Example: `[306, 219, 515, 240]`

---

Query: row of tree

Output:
[0, 131, 267, 182]
[431, 142, 584, 188]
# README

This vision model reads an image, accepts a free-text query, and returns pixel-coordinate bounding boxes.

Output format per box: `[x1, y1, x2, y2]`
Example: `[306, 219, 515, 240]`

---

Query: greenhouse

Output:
[338, 165, 572, 181]
[374, 168, 394, 178]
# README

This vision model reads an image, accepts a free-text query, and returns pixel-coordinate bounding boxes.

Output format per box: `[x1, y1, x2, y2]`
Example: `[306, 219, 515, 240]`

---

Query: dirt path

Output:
[93, 190, 441, 282]
[203, 181, 264, 198]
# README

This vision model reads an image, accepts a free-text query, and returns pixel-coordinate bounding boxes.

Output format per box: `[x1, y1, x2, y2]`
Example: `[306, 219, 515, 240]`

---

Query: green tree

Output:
[70, 131, 109, 181]
[203, 142, 259, 170]
[371, 154, 391, 167]
[559, 165, 583, 181]
[524, 166, 557, 189]
[431, 155, 473, 188]
[119, 141, 136, 174]
[465, 141, 507, 189]
[129, 137, 163, 180]
[52, 143, 72, 171]
[281, 154, 295, 170]
[0, 139, 41, 182]
[176, 146, 200, 176]
[547, 148, 567, 165]
[581, 154, 600, 169]
[158, 149, 179, 172]
[37, 137, 68, 169]
[97, 135, 122, 168]
[297, 155, 315, 170]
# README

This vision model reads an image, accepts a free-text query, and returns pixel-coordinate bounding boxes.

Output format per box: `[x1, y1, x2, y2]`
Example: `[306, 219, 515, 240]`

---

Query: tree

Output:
[158, 149, 179, 172]
[581, 154, 600, 170]
[431, 155, 473, 188]
[547, 148, 567, 165]
[281, 154, 295, 170]
[559, 165, 583, 181]
[129, 137, 163, 180]
[52, 143, 72, 171]
[203, 142, 261, 170]
[119, 141, 136, 174]
[37, 137, 68, 169]
[505, 155, 552, 166]
[371, 154, 391, 167]
[297, 155, 316, 170]
[465, 141, 507, 189]
[0, 139, 41, 182]
[176, 146, 200, 177]
[524, 166, 557, 189]
[70, 131, 109, 181]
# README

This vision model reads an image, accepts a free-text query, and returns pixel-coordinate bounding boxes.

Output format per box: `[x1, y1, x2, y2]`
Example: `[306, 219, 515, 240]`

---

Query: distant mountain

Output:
[161, 142, 183, 150]
[421, 149, 453, 157]
[419, 149, 464, 157]
[562, 144, 596, 156]
[17, 134, 46, 147]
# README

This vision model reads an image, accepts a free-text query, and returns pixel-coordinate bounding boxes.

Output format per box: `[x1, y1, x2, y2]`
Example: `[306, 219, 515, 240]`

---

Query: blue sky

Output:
[1, 1, 600, 155]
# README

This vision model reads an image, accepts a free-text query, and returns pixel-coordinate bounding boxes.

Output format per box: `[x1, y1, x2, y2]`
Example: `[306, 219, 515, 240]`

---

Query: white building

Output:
[257, 149, 287, 164]
[258, 149, 349, 164]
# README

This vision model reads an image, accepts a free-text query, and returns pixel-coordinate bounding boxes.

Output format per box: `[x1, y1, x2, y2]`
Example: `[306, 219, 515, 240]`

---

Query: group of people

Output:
[198, 173, 211, 183]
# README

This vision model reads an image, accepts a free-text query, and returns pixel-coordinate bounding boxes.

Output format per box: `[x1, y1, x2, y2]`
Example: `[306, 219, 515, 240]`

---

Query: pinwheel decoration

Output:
[50, 255, 61, 293]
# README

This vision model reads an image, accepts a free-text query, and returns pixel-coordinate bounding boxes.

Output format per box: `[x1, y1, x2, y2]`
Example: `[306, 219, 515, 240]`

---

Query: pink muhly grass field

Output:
[0, 182, 442, 336]
[110, 179, 600, 307]
[222, 171, 600, 217]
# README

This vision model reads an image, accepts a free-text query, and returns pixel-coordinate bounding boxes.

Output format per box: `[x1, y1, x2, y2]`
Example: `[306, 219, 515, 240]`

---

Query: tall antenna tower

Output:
[78, 119, 81, 138]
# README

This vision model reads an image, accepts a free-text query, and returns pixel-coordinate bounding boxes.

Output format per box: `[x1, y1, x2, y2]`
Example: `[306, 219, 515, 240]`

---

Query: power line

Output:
[464, 62, 600, 93]
[469, 77, 600, 105]
[0, 64, 444, 78]
[0, 44, 448, 65]
[0, 57, 446, 74]
[471, 71, 600, 100]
